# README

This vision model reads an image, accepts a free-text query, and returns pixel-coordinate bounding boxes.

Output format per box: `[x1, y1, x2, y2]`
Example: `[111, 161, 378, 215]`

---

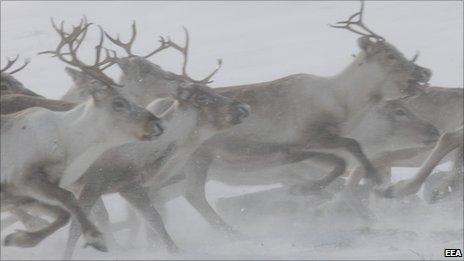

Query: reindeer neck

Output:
[162, 107, 201, 144]
[56, 101, 114, 154]
[329, 55, 386, 131]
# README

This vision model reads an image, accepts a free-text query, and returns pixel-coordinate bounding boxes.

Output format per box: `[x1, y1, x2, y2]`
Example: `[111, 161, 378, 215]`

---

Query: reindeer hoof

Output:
[426, 188, 449, 204]
[375, 180, 419, 199]
[167, 243, 181, 253]
[3, 229, 42, 248]
[83, 230, 107, 252]
[375, 186, 395, 198]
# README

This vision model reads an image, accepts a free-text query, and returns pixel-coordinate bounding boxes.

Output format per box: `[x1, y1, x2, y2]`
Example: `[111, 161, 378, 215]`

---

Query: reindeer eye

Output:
[395, 108, 406, 116]
[387, 54, 396, 60]
[195, 94, 211, 104]
[112, 99, 127, 111]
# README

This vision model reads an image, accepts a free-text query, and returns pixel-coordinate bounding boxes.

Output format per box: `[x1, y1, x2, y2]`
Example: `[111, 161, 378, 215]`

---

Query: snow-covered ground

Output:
[1, 1, 463, 260]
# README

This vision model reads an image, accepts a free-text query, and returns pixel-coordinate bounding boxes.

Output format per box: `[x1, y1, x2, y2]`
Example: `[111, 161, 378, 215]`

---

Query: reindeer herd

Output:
[1, 2, 462, 260]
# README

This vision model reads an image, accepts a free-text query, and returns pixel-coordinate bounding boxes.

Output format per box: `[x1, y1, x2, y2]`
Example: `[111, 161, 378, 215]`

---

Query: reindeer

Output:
[35, 4, 434, 239]
[0, 18, 164, 251]
[132, 95, 440, 226]
[377, 125, 463, 199]
[61, 22, 222, 108]
[61, 2, 433, 237]
[342, 86, 462, 201]
[0, 20, 181, 241]
[61, 74, 249, 259]
[0, 56, 78, 115]
[1, 94, 76, 114]
[61, 21, 171, 105]
[1, 56, 41, 97]
[146, 1, 433, 234]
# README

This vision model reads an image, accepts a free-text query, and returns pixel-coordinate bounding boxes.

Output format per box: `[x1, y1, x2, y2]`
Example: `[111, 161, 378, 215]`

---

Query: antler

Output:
[39, 16, 120, 87]
[165, 27, 222, 84]
[101, 21, 170, 60]
[411, 51, 419, 63]
[1, 55, 30, 74]
[329, 0, 385, 42]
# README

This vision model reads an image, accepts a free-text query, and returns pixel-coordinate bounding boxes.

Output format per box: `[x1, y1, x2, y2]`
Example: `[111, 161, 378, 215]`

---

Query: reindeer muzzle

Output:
[413, 66, 432, 84]
[422, 123, 440, 145]
[141, 118, 164, 140]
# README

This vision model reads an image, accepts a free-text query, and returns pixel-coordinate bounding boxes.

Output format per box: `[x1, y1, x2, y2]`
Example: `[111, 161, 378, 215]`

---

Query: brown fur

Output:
[1, 94, 76, 115]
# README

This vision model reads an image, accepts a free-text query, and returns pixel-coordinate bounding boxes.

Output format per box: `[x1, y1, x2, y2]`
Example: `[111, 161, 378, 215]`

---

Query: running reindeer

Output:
[10, 2, 434, 240]
[61, 22, 222, 107]
[74, 2, 434, 237]
[344, 86, 462, 200]
[378, 125, 463, 200]
[62, 68, 249, 259]
[0, 17, 164, 251]
[141, 0, 433, 234]
[1, 56, 41, 97]
[57, 21, 249, 259]
[1, 56, 77, 114]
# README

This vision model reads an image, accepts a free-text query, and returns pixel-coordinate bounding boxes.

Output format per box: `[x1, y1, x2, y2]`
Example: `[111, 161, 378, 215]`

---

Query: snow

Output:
[1, 1, 463, 260]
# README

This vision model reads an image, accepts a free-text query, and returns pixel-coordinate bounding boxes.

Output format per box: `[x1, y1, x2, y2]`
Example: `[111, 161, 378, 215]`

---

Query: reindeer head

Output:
[331, 1, 432, 98]
[41, 17, 164, 141]
[0, 56, 40, 97]
[88, 84, 164, 140]
[147, 82, 249, 138]
[101, 25, 225, 107]
[354, 98, 440, 153]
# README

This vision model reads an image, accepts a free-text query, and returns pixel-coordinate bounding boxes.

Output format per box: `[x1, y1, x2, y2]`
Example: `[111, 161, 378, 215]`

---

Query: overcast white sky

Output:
[2, 1, 462, 99]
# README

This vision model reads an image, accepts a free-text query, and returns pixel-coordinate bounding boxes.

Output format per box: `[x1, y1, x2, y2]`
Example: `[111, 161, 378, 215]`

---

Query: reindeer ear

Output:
[146, 97, 178, 120]
[158, 100, 178, 121]
[357, 36, 376, 54]
[65, 67, 94, 86]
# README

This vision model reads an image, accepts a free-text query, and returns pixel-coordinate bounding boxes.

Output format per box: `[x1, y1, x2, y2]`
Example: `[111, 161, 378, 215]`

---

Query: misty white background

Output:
[1, 1, 463, 260]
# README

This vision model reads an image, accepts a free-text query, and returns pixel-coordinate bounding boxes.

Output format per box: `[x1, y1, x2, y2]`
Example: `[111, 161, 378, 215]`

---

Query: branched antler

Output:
[165, 27, 222, 84]
[39, 16, 120, 87]
[330, 0, 385, 42]
[1, 55, 30, 74]
[101, 21, 170, 59]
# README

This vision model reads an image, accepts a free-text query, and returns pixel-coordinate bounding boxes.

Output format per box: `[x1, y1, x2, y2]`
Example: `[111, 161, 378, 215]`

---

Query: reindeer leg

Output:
[3, 197, 70, 248]
[1, 215, 19, 230]
[183, 150, 242, 238]
[345, 147, 429, 190]
[285, 151, 347, 194]
[181, 147, 241, 238]
[451, 147, 464, 191]
[144, 186, 174, 244]
[110, 205, 142, 248]
[378, 127, 463, 198]
[1, 209, 50, 231]
[119, 182, 179, 253]
[280, 150, 374, 221]
[12, 209, 50, 231]
[426, 147, 463, 203]
[92, 198, 125, 251]
[320, 135, 382, 185]
[63, 179, 105, 260]
[23, 171, 106, 253]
